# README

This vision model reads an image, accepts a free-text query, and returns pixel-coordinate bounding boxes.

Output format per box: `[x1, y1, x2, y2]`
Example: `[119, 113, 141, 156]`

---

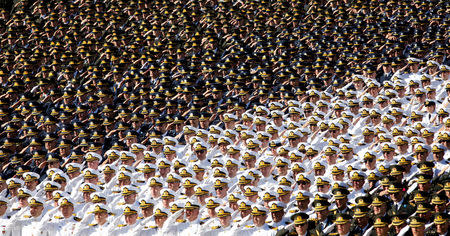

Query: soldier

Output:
[73, 204, 112, 236]
[387, 182, 415, 216]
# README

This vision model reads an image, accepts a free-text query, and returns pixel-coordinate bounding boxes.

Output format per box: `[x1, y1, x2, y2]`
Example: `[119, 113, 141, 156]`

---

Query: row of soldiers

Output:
[0, 0, 449, 234]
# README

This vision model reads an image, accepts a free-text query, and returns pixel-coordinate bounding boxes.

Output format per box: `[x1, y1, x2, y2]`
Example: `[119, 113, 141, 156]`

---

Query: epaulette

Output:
[137, 217, 144, 220]
[329, 233, 338, 236]
[239, 168, 247, 171]
[289, 209, 297, 213]
[233, 219, 241, 222]
[176, 219, 186, 223]
[54, 216, 64, 219]
[310, 218, 318, 221]
[269, 226, 278, 230]
[211, 226, 221, 230]
[201, 217, 210, 221]
[148, 226, 158, 229]
[88, 223, 98, 227]
[117, 202, 125, 205]
[11, 208, 21, 211]
[74, 217, 81, 222]
[23, 215, 32, 218]
[266, 220, 272, 223]
[118, 224, 127, 227]
[245, 225, 255, 228]
[137, 180, 145, 183]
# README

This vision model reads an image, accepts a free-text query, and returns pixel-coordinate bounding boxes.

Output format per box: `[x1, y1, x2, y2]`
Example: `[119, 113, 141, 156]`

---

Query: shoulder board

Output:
[189, 159, 197, 162]
[118, 224, 127, 227]
[89, 223, 98, 227]
[112, 191, 121, 193]
[289, 210, 297, 213]
[74, 217, 82, 222]
[54, 216, 64, 219]
[201, 217, 210, 221]
[176, 219, 186, 223]
[245, 225, 255, 228]
[117, 202, 125, 205]
[266, 220, 272, 223]
[11, 208, 21, 211]
[148, 226, 158, 229]
[269, 226, 278, 230]
[137, 217, 144, 220]
[211, 226, 221, 230]
[329, 233, 339, 236]
[239, 168, 247, 171]
[233, 219, 241, 222]
[23, 215, 32, 218]
[137, 180, 145, 183]
[310, 218, 318, 221]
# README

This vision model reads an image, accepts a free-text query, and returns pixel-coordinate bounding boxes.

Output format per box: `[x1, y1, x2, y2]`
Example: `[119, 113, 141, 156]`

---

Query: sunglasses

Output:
[195, 150, 205, 154]
[365, 159, 374, 163]
[215, 187, 223, 191]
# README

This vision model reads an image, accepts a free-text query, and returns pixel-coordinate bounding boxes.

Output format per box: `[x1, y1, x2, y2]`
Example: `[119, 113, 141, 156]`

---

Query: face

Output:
[390, 191, 403, 202]
[436, 223, 448, 234]
[30, 205, 44, 217]
[295, 223, 308, 235]
[352, 179, 364, 190]
[18, 197, 29, 207]
[316, 209, 329, 221]
[335, 198, 348, 209]
[375, 227, 388, 235]
[25, 180, 39, 191]
[185, 208, 199, 221]
[411, 226, 424, 236]
[142, 207, 154, 218]
[219, 216, 231, 227]
[271, 210, 284, 223]
[155, 215, 168, 228]
[83, 192, 92, 202]
[123, 194, 136, 204]
[252, 214, 267, 227]
[124, 214, 138, 225]
[337, 222, 351, 235]
[0, 204, 6, 216]
[373, 204, 387, 215]
[60, 204, 74, 218]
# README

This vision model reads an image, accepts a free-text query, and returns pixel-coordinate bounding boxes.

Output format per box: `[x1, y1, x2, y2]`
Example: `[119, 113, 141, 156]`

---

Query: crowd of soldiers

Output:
[0, 0, 449, 235]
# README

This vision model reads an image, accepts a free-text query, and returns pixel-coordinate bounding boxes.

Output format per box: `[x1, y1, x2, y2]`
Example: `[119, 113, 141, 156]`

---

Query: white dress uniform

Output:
[239, 224, 277, 236]
[73, 221, 113, 236]
[42, 214, 82, 236]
